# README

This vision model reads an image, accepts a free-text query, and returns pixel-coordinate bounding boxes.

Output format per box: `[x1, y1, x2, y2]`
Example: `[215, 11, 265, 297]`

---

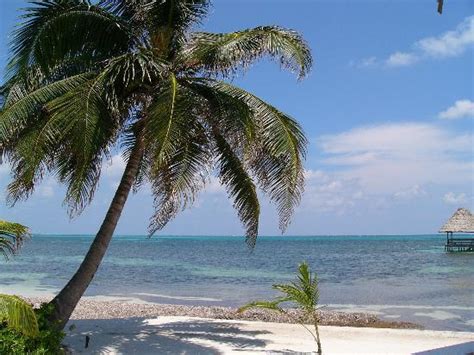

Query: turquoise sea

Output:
[1, 234, 473, 331]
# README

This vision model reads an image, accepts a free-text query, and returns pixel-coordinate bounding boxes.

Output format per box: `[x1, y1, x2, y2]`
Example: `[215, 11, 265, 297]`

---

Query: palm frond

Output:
[0, 220, 30, 260]
[0, 73, 92, 148]
[8, 0, 131, 77]
[0, 294, 38, 337]
[40, 75, 116, 215]
[182, 26, 312, 79]
[145, 73, 181, 165]
[180, 78, 256, 145]
[1, 0, 311, 260]
[146, 75, 210, 234]
[214, 133, 260, 247]
[238, 299, 287, 314]
[147, 0, 210, 56]
[4, 72, 116, 214]
[148, 138, 209, 235]
[194, 79, 306, 232]
[105, 50, 168, 84]
[273, 262, 319, 311]
[3, 50, 167, 212]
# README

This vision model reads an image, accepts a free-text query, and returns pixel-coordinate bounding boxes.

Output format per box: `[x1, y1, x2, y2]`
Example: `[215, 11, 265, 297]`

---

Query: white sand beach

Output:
[64, 316, 474, 354]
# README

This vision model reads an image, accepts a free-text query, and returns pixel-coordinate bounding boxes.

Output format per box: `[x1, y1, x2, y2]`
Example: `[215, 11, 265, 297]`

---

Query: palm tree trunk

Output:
[49, 138, 144, 328]
[313, 314, 322, 355]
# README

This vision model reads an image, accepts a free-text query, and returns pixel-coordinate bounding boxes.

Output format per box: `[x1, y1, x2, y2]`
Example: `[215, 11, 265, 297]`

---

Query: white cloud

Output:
[102, 154, 127, 189]
[357, 16, 474, 68]
[393, 184, 426, 200]
[354, 56, 378, 68]
[443, 192, 468, 204]
[301, 169, 366, 213]
[318, 122, 473, 194]
[439, 99, 474, 120]
[0, 163, 10, 178]
[386, 52, 419, 67]
[416, 17, 474, 58]
[103, 154, 126, 177]
[205, 176, 226, 194]
[0, 162, 56, 199]
[37, 178, 56, 198]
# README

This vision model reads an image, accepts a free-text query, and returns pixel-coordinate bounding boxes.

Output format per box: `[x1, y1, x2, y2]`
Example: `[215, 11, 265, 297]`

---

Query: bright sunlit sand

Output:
[64, 316, 474, 354]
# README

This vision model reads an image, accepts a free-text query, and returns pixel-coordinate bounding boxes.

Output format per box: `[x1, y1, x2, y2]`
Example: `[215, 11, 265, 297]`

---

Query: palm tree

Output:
[239, 262, 322, 355]
[0, 0, 312, 327]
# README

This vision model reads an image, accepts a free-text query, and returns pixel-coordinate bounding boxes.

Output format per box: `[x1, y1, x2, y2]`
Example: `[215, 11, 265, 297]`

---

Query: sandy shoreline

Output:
[25, 296, 418, 329]
[63, 316, 474, 354]
[21, 297, 474, 354]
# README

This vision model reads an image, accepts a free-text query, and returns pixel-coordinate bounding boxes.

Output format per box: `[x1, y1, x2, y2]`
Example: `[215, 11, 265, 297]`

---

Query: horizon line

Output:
[31, 233, 447, 237]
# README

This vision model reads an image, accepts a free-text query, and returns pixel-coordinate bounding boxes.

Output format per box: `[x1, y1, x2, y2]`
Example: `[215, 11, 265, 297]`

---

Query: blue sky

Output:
[0, 0, 473, 235]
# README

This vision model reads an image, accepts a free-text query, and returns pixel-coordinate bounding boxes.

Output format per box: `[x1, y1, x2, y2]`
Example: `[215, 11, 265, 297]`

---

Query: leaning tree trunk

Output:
[49, 139, 144, 327]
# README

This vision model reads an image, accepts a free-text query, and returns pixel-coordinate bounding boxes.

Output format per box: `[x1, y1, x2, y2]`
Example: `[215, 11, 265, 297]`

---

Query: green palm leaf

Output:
[0, 294, 39, 337]
[146, 0, 210, 55]
[237, 299, 288, 313]
[183, 26, 312, 78]
[214, 133, 260, 247]
[148, 135, 210, 234]
[9, 0, 130, 77]
[147, 75, 210, 233]
[194, 79, 306, 232]
[0, 220, 30, 260]
[0, 74, 92, 140]
[5, 74, 113, 212]
[181, 78, 256, 144]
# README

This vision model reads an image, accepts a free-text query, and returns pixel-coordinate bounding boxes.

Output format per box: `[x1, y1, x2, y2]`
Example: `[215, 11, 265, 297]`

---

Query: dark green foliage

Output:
[0, 302, 65, 354]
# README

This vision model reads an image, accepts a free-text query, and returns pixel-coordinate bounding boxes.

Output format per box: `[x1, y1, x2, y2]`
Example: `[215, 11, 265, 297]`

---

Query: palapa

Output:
[439, 208, 474, 233]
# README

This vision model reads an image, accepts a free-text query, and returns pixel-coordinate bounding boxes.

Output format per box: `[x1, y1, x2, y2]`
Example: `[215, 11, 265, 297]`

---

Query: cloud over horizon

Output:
[357, 16, 474, 68]
[317, 122, 473, 193]
[439, 99, 474, 120]
[443, 192, 468, 205]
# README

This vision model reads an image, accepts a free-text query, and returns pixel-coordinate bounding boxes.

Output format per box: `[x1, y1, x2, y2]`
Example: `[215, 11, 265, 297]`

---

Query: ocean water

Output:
[1, 234, 473, 331]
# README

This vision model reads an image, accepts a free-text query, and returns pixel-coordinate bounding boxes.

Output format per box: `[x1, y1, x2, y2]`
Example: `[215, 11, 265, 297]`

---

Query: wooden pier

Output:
[445, 236, 474, 252]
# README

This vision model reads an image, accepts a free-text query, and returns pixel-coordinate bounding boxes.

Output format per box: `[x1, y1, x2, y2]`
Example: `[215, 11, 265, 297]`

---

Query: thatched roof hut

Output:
[439, 208, 474, 233]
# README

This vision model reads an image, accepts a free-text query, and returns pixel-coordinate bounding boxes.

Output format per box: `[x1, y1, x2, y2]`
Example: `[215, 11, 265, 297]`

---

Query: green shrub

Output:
[0, 303, 65, 354]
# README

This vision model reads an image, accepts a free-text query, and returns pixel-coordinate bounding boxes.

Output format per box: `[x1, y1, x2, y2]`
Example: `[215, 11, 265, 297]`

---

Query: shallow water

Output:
[1, 234, 473, 331]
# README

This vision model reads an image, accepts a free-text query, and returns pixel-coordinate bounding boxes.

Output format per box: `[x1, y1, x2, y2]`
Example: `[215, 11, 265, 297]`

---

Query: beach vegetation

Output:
[0, 301, 65, 354]
[0, 294, 39, 337]
[0, 219, 30, 260]
[0, 220, 64, 354]
[0, 0, 311, 327]
[239, 262, 322, 354]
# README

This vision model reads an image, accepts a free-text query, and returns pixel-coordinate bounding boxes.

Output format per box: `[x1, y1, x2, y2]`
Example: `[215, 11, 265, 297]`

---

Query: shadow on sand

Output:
[413, 340, 474, 355]
[64, 317, 273, 354]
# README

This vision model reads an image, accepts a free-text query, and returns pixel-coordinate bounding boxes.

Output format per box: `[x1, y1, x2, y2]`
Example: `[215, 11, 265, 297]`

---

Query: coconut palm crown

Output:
[0, 0, 312, 326]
